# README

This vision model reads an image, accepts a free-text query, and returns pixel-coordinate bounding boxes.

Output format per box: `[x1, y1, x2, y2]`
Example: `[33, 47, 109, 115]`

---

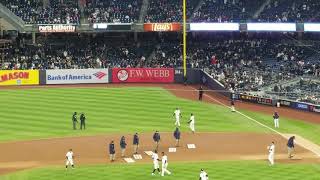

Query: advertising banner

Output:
[190, 23, 239, 31]
[144, 23, 181, 32]
[0, 70, 39, 86]
[294, 102, 309, 111]
[112, 68, 174, 83]
[313, 105, 320, 113]
[38, 24, 76, 33]
[237, 94, 273, 106]
[93, 23, 132, 31]
[46, 69, 109, 84]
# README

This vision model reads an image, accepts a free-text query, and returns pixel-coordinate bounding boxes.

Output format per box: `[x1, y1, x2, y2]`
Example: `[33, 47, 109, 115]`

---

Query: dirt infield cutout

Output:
[0, 132, 318, 175]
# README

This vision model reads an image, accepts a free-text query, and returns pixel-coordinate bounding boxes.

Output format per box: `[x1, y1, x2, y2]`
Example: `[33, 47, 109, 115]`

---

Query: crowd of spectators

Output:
[1, 0, 80, 24]
[3, 0, 320, 24]
[86, 0, 141, 23]
[144, 0, 197, 23]
[192, 0, 262, 22]
[1, 33, 320, 104]
[257, 0, 320, 22]
[271, 78, 320, 104]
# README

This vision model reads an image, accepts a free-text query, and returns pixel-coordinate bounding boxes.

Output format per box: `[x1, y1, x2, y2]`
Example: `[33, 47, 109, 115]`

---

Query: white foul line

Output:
[192, 87, 320, 158]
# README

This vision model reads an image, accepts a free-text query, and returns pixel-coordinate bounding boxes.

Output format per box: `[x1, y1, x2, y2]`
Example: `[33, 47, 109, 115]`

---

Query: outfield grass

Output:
[0, 87, 271, 142]
[2, 161, 320, 180]
[1, 87, 320, 179]
[0, 87, 320, 144]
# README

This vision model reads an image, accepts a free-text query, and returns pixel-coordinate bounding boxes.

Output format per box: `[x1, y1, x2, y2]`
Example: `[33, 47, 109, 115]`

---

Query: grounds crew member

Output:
[120, 136, 127, 157]
[198, 86, 204, 101]
[109, 140, 116, 162]
[153, 131, 161, 151]
[80, 113, 86, 130]
[287, 136, 295, 159]
[174, 127, 181, 147]
[72, 112, 78, 130]
[133, 133, 139, 154]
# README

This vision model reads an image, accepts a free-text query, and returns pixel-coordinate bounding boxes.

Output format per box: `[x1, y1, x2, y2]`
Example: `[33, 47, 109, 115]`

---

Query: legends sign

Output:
[144, 23, 181, 32]
[38, 24, 76, 33]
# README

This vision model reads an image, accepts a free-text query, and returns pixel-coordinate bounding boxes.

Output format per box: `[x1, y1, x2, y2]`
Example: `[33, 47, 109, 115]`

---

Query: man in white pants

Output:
[188, 113, 195, 134]
[199, 169, 209, 180]
[151, 150, 160, 175]
[161, 152, 171, 176]
[65, 149, 74, 169]
[268, 142, 275, 166]
[273, 112, 279, 128]
[173, 108, 182, 127]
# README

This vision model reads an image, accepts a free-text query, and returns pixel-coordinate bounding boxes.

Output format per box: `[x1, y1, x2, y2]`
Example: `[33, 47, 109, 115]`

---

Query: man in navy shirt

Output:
[109, 140, 115, 162]
[174, 128, 181, 147]
[153, 131, 161, 151]
[72, 112, 77, 130]
[120, 136, 127, 157]
[287, 136, 295, 159]
[133, 133, 139, 154]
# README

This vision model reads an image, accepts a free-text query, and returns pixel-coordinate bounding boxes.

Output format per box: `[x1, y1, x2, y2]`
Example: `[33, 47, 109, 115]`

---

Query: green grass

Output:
[0, 87, 271, 142]
[1, 87, 320, 179]
[2, 161, 320, 180]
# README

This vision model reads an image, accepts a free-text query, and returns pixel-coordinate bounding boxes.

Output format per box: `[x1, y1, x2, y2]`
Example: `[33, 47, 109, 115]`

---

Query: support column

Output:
[32, 32, 36, 44]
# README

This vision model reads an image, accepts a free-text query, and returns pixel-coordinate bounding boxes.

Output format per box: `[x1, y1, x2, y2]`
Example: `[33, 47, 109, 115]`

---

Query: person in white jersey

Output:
[268, 142, 275, 166]
[173, 108, 182, 127]
[65, 149, 74, 169]
[151, 150, 160, 175]
[188, 113, 195, 134]
[199, 169, 209, 180]
[161, 152, 171, 176]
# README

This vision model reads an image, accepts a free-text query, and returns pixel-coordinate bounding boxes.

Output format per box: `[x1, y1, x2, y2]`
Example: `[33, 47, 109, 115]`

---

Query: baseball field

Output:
[0, 84, 319, 180]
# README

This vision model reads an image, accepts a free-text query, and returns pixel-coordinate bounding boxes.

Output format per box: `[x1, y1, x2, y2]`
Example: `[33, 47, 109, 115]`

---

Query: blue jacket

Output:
[133, 134, 139, 145]
[287, 137, 295, 148]
[109, 143, 115, 154]
[120, 137, 127, 149]
[174, 129, 180, 139]
[153, 132, 160, 142]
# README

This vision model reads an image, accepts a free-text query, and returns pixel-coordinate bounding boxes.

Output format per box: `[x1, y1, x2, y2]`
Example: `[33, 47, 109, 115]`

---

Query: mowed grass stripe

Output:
[2, 161, 320, 180]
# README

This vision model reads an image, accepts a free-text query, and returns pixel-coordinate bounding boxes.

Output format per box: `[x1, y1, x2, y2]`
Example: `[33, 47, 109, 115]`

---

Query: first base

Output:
[187, 144, 196, 149]
[144, 151, 153, 156]
[124, 158, 135, 163]
[133, 154, 143, 160]
[169, 148, 176, 152]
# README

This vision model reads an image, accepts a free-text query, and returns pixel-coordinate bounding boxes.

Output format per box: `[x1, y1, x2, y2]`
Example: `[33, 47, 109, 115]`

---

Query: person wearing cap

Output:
[120, 136, 127, 157]
[133, 133, 139, 154]
[287, 136, 295, 159]
[153, 131, 161, 151]
[109, 140, 115, 162]
[173, 127, 181, 147]
[199, 169, 209, 180]
[273, 112, 279, 128]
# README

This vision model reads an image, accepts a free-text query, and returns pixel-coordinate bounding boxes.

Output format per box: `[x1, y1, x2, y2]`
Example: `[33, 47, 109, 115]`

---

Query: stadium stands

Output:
[1, 0, 80, 24]
[257, 0, 320, 22]
[86, 0, 142, 23]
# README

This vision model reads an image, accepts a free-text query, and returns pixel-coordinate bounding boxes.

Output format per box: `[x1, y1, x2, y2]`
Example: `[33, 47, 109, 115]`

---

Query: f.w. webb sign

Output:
[112, 68, 174, 83]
